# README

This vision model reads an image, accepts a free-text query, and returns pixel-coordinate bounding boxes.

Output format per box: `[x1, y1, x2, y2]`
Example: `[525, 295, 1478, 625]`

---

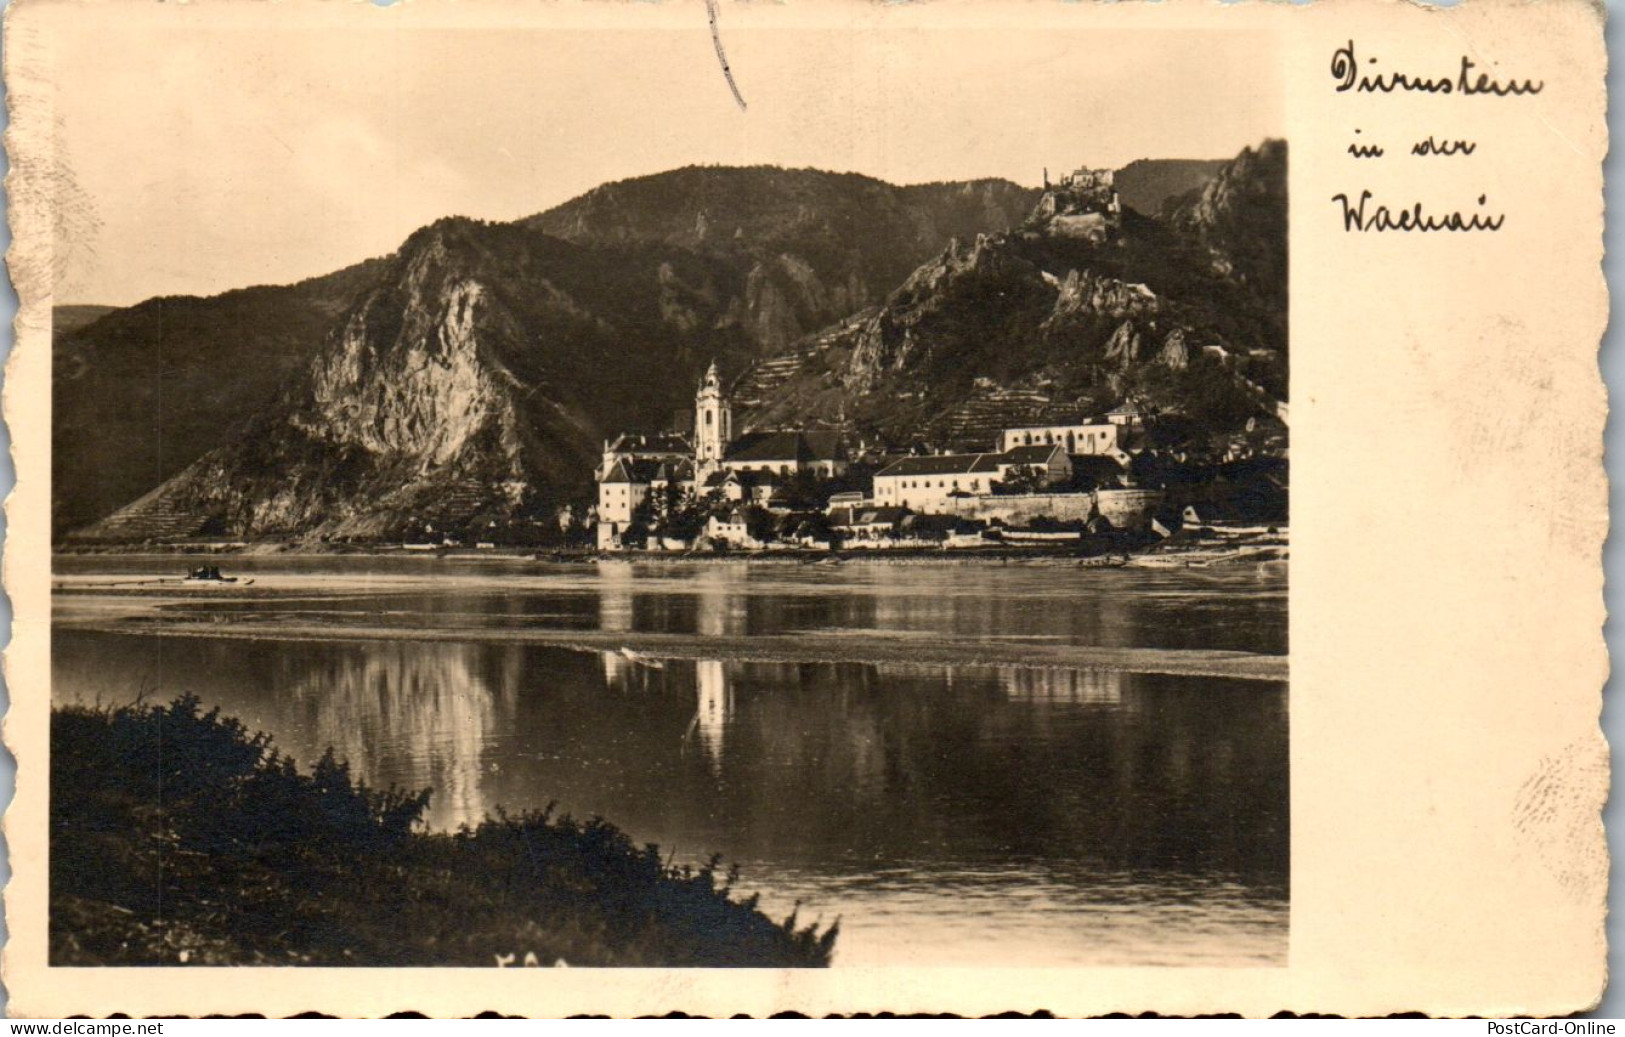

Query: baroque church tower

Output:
[694, 360, 732, 481]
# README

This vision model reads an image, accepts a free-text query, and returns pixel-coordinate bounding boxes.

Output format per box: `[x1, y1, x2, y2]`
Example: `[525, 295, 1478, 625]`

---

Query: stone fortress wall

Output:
[939, 488, 1163, 529]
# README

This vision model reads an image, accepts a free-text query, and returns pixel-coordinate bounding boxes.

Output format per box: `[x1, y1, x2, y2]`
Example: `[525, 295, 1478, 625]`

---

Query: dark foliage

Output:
[51, 697, 837, 967]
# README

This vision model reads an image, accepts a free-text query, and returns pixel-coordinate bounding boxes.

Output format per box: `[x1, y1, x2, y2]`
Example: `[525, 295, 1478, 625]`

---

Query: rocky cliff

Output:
[78, 222, 599, 540]
[53, 260, 386, 536]
[743, 141, 1287, 452]
[1166, 140, 1288, 333]
[62, 149, 1276, 543]
[67, 169, 1039, 542]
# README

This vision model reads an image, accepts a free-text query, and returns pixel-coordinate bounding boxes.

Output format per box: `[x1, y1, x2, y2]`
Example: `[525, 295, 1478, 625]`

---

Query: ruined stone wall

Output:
[935, 489, 1164, 529]
[941, 493, 1096, 524]
[1048, 213, 1112, 243]
[1094, 489, 1165, 530]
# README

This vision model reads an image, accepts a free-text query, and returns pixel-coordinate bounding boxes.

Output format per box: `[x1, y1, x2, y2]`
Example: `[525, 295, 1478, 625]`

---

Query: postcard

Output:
[2, 0, 1607, 1017]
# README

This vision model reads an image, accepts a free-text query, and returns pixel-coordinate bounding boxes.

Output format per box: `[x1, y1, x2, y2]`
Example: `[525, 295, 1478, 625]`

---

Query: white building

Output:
[704, 508, 764, 549]
[598, 458, 658, 526]
[596, 360, 848, 549]
[1105, 400, 1144, 426]
[872, 444, 1071, 513]
[998, 422, 1126, 458]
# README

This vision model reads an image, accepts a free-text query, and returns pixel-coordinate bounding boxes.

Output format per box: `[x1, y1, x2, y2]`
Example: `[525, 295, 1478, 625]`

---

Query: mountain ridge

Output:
[740, 141, 1287, 454]
[66, 168, 1042, 541]
[60, 152, 1272, 543]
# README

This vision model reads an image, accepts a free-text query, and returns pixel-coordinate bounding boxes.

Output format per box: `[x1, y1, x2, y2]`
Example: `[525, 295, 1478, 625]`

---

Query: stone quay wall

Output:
[936, 489, 1164, 529]
[1093, 489, 1165, 530]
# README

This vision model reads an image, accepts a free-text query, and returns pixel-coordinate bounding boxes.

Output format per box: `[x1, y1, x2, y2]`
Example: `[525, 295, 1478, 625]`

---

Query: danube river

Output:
[53, 555, 1289, 968]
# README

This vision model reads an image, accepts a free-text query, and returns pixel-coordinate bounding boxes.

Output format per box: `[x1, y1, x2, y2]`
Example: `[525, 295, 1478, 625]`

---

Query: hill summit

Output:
[65, 168, 1039, 542]
[60, 148, 1281, 545]
[741, 140, 1287, 454]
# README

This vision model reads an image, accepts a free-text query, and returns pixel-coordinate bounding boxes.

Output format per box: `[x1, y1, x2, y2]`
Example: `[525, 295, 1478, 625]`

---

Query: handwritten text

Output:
[1332, 190, 1506, 233]
[1331, 41, 1543, 97]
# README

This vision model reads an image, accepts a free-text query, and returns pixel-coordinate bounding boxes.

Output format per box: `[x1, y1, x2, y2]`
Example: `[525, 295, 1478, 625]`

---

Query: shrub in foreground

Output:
[50, 696, 837, 967]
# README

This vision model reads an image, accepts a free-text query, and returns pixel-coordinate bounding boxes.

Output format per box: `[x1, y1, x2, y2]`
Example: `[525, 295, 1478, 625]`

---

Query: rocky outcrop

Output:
[79, 223, 599, 541]
[1168, 139, 1287, 309]
[743, 142, 1288, 450]
[1042, 270, 1160, 335]
[1102, 321, 1146, 365]
[1158, 328, 1190, 371]
[836, 234, 1051, 394]
[60, 168, 1038, 540]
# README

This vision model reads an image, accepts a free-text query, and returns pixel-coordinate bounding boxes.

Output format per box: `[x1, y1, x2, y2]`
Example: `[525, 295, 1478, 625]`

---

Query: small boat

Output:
[617, 647, 666, 670]
[185, 565, 239, 584]
[1077, 555, 1128, 568]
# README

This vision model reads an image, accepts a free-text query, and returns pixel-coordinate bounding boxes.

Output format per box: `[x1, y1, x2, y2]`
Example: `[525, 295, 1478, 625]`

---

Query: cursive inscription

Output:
[1411, 135, 1478, 157]
[1332, 190, 1506, 232]
[1331, 41, 1544, 96]
[1347, 128, 1385, 158]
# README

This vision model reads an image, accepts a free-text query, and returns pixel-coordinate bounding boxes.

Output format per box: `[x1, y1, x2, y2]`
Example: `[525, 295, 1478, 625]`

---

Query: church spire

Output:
[694, 359, 731, 479]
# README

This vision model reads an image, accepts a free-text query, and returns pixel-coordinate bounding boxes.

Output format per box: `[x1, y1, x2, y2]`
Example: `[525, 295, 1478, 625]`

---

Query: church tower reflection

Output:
[692, 659, 734, 774]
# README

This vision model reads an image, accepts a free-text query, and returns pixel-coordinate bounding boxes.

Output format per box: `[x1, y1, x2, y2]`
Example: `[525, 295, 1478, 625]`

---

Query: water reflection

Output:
[601, 651, 740, 778]
[999, 665, 1124, 707]
[601, 649, 633, 691]
[52, 561, 1288, 966]
[285, 643, 502, 831]
[692, 659, 733, 774]
[598, 562, 635, 633]
[695, 566, 748, 637]
[54, 632, 1286, 878]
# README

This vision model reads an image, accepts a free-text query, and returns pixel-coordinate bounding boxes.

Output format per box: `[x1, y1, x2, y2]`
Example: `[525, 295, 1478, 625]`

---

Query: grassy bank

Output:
[51, 696, 837, 967]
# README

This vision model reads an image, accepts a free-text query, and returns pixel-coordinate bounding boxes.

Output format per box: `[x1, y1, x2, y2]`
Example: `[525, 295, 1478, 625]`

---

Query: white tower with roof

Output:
[694, 360, 732, 482]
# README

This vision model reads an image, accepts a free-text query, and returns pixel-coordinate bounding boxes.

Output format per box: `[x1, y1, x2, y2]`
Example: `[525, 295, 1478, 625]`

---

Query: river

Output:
[53, 554, 1288, 968]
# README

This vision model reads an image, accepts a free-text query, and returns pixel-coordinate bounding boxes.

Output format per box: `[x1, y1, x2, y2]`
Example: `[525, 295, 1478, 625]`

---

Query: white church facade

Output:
[595, 361, 848, 548]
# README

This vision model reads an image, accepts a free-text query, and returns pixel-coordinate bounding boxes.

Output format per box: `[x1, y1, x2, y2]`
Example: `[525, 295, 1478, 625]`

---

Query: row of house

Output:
[871, 443, 1071, 510]
[688, 501, 1156, 552]
[595, 360, 1162, 549]
[696, 505, 983, 552]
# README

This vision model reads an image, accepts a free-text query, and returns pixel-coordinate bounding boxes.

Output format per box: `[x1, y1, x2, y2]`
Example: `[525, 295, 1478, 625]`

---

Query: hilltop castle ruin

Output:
[1031, 166, 1122, 243]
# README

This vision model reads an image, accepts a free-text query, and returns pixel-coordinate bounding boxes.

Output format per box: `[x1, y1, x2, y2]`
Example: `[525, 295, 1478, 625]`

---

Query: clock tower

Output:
[694, 360, 731, 481]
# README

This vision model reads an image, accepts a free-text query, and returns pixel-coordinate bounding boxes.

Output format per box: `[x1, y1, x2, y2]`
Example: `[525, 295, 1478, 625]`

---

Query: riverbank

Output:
[56, 526, 1288, 569]
[51, 697, 838, 967]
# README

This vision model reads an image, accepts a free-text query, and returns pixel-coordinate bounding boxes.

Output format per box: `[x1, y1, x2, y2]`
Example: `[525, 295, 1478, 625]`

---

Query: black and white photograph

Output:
[43, 17, 1288, 972]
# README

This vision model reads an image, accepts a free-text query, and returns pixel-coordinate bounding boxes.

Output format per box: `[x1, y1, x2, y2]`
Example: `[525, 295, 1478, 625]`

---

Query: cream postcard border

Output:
[2, 0, 1608, 1017]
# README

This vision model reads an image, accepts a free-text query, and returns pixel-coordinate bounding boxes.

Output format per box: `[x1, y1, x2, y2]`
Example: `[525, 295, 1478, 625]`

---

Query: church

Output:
[595, 361, 848, 548]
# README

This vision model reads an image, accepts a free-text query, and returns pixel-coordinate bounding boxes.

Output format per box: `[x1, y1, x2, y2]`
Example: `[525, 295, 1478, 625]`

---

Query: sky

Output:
[46, 15, 1282, 306]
